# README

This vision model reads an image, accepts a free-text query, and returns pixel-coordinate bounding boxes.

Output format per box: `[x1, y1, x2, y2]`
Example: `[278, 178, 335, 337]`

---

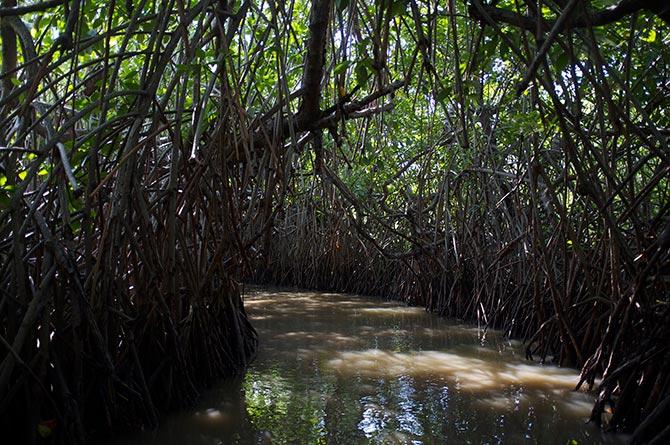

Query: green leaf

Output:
[175, 63, 193, 74]
[435, 86, 451, 103]
[500, 40, 510, 60]
[355, 60, 371, 87]
[554, 52, 570, 72]
[0, 191, 11, 210]
[355, 37, 370, 54]
[391, 0, 408, 17]
[334, 60, 351, 75]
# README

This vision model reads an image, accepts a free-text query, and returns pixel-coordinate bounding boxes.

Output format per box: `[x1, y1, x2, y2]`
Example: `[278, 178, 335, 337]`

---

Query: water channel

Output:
[106, 288, 625, 444]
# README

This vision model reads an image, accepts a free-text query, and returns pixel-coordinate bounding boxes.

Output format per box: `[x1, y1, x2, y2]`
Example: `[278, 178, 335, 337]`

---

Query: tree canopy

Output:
[1, 0, 669, 443]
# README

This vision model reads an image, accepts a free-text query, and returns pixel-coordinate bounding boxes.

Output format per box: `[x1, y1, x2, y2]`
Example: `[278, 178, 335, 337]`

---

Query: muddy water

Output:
[108, 288, 624, 444]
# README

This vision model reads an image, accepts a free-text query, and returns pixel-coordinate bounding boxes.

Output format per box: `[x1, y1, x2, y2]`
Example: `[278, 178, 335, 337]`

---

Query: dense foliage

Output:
[1, 0, 668, 443]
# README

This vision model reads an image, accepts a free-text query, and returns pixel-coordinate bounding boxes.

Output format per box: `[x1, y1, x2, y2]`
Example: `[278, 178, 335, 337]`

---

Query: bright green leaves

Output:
[334, 60, 352, 76]
[479, 35, 500, 62]
[643, 28, 657, 43]
[175, 63, 200, 75]
[509, 110, 543, 136]
[333, 57, 374, 90]
[435, 86, 451, 105]
[355, 37, 371, 57]
[354, 59, 374, 87]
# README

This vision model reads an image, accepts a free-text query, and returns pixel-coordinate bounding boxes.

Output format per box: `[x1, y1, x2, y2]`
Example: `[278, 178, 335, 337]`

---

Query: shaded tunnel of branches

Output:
[1, 0, 669, 443]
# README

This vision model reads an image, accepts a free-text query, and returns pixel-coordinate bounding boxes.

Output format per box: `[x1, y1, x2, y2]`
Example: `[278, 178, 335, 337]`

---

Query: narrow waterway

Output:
[107, 288, 624, 444]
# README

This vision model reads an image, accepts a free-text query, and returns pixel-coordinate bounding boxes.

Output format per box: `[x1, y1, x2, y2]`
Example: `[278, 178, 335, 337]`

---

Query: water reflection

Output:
[102, 288, 625, 445]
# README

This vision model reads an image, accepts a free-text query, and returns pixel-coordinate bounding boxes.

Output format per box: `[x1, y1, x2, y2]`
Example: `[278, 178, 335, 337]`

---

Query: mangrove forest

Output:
[0, 0, 669, 443]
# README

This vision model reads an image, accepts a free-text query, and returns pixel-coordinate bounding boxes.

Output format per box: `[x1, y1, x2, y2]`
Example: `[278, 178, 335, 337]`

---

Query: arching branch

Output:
[468, 0, 670, 32]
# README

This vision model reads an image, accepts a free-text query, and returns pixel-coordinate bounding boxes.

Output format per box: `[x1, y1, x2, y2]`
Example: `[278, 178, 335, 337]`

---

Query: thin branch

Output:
[0, 0, 63, 17]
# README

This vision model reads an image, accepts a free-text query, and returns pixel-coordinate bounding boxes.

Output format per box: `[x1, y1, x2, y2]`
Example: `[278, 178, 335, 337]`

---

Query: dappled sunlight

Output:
[357, 307, 426, 316]
[449, 324, 496, 334]
[243, 298, 276, 306]
[497, 363, 579, 388]
[248, 315, 274, 321]
[247, 288, 605, 444]
[477, 388, 595, 417]
[271, 330, 364, 348]
[368, 328, 410, 337]
[475, 394, 526, 411]
[327, 349, 582, 391]
[247, 291, 410, 313]
[191, 407, 241, 432]
[102, 288, 624, 445]
[561, 392, 596, 416]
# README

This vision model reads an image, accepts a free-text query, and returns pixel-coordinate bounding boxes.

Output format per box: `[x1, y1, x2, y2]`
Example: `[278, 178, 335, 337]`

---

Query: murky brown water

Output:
[106, 288, 625, 444]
